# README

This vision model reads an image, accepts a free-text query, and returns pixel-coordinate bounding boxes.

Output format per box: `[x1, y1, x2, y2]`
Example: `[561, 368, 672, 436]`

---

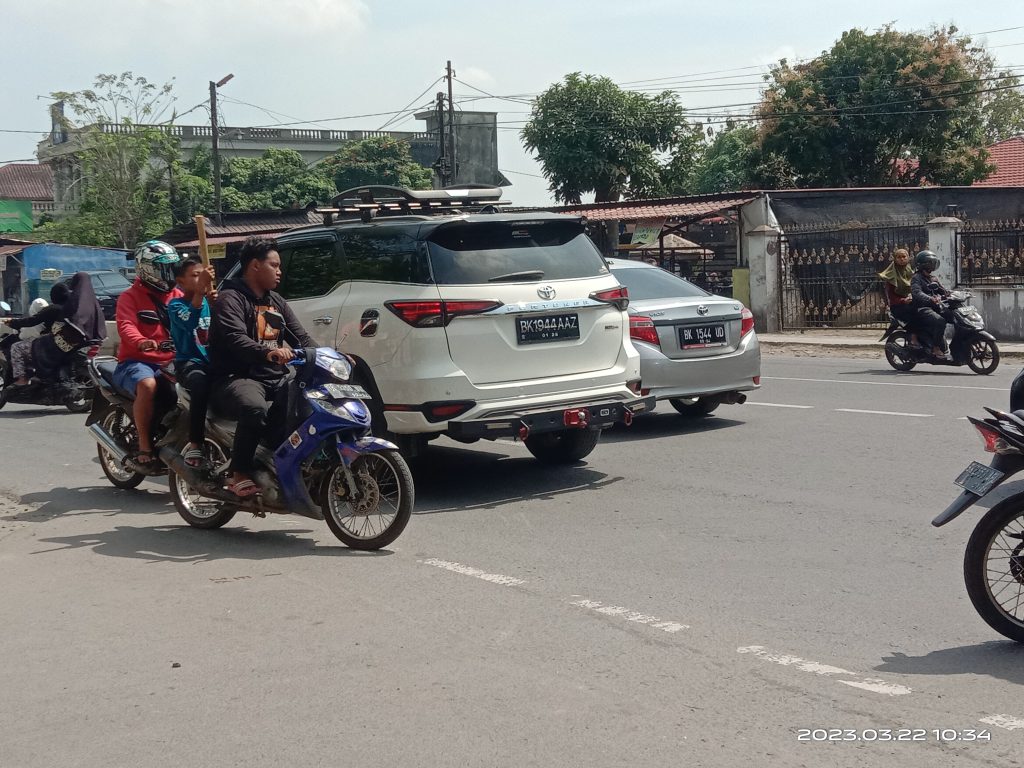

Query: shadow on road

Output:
[411, 444, 621, 515]
[600, 413, 745, 443]
[875, 643, 1024, 685]
[31, 523, 391, 563]
[11, 485, 169, 522]
[0, 407, 81, 420]
[835, 368, 992, 381]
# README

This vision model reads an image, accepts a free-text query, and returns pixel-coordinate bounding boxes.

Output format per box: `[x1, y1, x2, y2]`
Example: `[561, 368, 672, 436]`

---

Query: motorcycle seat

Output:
[93, 358, 137, 399]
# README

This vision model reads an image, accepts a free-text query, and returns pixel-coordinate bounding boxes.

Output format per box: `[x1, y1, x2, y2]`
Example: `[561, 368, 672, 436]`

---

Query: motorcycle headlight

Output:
[317, 355, 352, 382]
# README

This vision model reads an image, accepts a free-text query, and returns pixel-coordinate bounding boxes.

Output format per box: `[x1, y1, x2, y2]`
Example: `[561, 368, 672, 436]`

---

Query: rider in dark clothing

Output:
[910, 250, 950, 357]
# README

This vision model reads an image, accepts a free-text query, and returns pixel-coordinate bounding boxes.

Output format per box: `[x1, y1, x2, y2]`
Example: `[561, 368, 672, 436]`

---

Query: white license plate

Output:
[323, 383, 370, 400]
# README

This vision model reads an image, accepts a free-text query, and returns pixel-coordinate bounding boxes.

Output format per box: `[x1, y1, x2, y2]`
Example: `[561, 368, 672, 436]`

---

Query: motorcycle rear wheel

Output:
[97, 407, 146, 489]
[320, 449, 413, 550]
[964, 495, 1024, 643]
[884, 331, 916, 372]
[168, 440, 236, 529]
[967, 338, 1000, 375]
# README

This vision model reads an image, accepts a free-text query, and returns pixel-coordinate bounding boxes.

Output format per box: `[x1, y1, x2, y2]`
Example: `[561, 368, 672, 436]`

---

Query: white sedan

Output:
[607, 258, 761, 417]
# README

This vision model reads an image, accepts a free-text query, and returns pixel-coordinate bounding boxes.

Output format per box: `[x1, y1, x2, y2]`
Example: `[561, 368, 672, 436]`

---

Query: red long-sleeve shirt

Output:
[884, 282, 912, 306]
[115, 280, 183, 364]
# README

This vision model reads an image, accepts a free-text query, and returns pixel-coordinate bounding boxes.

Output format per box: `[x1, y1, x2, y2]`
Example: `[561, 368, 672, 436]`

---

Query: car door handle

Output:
[314, 316, 333, 325]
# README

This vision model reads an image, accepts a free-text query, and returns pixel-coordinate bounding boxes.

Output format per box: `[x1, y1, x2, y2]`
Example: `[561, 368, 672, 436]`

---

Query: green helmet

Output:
[134, 240, 181, 293]
[914, 250, 940, 272]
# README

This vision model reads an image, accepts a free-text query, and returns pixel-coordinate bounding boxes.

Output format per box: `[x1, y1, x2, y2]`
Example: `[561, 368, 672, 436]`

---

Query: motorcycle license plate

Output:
[954, 461, 1004, 496]
[323, 383, 370, 400]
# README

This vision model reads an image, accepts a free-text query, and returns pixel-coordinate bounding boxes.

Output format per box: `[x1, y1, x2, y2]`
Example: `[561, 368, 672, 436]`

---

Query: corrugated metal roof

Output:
[546, 193, 758, 221]
[974, 137, 1024, 187]
[161, 208, 323, 245]
[0, 164, 53, 201]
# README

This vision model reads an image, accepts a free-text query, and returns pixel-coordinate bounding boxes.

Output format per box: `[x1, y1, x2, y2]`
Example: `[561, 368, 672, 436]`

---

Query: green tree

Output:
[521, 73, 685, 203]
[320, 135, 433, 192]
[755, 26, 996, 187]
[220, 148, 336, 211]
[46, 72, 178, 247]
[982, 71, 1024, 143]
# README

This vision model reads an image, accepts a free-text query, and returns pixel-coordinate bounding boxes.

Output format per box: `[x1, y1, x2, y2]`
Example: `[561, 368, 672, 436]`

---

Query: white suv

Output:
[228, 187, 654, 463]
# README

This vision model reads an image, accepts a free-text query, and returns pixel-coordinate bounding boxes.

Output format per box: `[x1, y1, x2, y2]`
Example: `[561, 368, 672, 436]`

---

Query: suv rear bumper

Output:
[444, 395, 655, 440]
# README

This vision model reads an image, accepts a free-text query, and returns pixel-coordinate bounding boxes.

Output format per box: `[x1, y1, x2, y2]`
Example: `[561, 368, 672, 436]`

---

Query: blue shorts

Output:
[113, 361, 162, 394]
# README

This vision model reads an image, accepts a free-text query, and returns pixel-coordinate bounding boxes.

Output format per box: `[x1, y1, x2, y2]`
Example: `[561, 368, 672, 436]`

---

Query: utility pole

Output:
[434, 90, 450, 186]
[209, 73, 234, 225]
[446, 60, 457, 187]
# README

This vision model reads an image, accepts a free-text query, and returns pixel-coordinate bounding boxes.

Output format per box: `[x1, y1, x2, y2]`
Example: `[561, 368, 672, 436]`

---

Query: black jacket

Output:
[209, 279, 314, 382]
[910, 272, 949, 310]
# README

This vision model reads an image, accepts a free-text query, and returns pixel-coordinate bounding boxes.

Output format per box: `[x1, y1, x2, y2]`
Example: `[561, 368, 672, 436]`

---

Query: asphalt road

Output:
[2, 355, 1024, 767]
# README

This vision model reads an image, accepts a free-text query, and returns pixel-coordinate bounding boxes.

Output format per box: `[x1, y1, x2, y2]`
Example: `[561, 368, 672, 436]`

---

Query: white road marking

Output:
[980, 714, 1024, 731]
[834, 408, 932, 418]
[764, 375, 1004, 392]
[737, 646, 911, 696]
[420, 558, 525, 586]
[746, 402, 814, 409]
[571, 598, 688, 633]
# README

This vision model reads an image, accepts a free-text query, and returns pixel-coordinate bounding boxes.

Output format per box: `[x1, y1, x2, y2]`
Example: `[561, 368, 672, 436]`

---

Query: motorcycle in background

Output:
[934, 407, 1024, 642]
[85, 309, 413, 550]
[881, 290, 999, 374]
[0, 300, 97, 413]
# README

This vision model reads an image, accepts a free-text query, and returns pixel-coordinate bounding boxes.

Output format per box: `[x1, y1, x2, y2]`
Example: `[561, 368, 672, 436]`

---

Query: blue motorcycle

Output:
[87, 321, 413, 549]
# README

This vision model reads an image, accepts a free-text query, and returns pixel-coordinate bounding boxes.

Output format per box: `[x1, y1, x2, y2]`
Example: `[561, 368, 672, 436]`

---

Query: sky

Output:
[1, 0, 1021, 206]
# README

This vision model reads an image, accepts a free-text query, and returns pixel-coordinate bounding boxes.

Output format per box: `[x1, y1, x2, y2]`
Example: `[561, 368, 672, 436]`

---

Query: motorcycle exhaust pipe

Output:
[87, 423, 128, 464]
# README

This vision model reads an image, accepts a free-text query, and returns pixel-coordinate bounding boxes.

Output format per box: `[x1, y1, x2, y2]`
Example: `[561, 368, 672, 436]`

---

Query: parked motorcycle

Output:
[881, 290, 999, 374]
[0, 301, 96, 413]
[85, 311, 412, 550]
[934, 407, 1024, 642]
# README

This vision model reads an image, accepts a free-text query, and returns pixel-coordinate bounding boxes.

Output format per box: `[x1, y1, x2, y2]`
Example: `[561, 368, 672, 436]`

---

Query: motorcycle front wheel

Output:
[97, 407, 145, 489]
[967, 337, 1000, 375]
[319, 449, 413, 550]
[964, 495, 1024, 643]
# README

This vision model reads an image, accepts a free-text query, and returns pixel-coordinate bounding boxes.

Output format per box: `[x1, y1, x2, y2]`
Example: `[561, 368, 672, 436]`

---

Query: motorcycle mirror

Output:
[0, 300, 10, 315]
[261, 309, 286, 332]
[136, 310, 161, 324]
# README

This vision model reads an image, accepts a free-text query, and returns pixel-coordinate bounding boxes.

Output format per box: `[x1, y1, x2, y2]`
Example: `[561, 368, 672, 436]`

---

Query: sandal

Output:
[182, 445, 205, 468]
[225, 478, 261, 499]
[133, 450, 158, 466]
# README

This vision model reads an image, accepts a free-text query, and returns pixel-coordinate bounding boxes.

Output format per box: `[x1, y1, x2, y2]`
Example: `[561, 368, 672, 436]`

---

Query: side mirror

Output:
[262, 309, 286, 332]
[136, 310, 161, 325]
[0, 300, 10, 316]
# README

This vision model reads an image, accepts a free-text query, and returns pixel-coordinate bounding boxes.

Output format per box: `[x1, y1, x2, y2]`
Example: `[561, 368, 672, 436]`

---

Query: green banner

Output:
[0, 200, 32, 232]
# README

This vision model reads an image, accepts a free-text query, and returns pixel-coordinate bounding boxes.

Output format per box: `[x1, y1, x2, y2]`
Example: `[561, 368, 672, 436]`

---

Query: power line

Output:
[378, 77, 445, 130]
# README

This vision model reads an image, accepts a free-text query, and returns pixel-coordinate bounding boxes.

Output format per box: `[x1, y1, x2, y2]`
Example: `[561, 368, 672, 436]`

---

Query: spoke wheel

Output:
[967, 338, 1000, 375]
[97, 407, 145, 489]
[964, 497, 1024, 642]
[320, 449, 413, 550]
[884, 332, 916, 372]
[169, 440, 236, 529]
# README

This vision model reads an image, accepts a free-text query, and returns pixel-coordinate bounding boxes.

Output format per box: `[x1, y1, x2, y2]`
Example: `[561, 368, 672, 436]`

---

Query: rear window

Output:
[611, 266, 709, 300]
[426, 220, 608, 285]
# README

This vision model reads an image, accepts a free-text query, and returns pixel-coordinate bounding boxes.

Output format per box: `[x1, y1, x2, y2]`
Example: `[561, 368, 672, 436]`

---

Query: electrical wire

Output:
[378, 77, 445, 130]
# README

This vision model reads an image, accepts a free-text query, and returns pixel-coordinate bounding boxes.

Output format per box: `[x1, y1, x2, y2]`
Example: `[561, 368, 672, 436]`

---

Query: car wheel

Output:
[524, 429, 601, 464]
[669, 395, 723, 418]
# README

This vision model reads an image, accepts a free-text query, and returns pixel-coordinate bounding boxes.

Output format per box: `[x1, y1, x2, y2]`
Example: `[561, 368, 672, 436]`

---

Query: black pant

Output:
[179, 361, 211, 445]
[212, 377, 288, 474]
[890, 303, 915, 326]
[915, 307, 947, 349]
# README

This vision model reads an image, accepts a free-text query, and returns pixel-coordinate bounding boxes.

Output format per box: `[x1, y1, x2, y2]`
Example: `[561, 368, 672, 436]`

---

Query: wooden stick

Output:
[195, 214, 210, 268]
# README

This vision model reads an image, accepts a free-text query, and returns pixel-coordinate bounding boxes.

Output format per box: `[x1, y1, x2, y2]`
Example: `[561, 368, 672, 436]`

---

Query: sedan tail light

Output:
[629, 315, 660, 348]
[740, 307, 755, 337]
[385, 300, 503, 327]
[590, 286, 629, 311]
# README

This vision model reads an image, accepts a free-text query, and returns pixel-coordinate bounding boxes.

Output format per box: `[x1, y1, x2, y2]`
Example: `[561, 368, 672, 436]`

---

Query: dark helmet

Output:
[134, 240, 181, 293]
[914, 250, 940, 272]
[50, 282, 71, 305]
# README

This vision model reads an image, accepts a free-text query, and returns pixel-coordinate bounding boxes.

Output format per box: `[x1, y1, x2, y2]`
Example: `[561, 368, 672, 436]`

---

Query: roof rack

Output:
[319, 185, 510, 224]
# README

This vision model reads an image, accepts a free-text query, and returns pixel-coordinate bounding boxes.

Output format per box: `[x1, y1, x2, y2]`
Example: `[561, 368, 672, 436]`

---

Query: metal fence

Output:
[778, 223, 929, 329]
[959, 220, 1024, 287]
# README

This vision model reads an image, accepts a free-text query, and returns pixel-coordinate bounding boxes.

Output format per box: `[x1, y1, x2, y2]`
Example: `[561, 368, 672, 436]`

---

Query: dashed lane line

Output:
[420, 558, 526, 586]
[834, 408, 933, 418]
[745, 402, 815, 409]
[737, 646, 912, 697]
[570, 598, 689, 633]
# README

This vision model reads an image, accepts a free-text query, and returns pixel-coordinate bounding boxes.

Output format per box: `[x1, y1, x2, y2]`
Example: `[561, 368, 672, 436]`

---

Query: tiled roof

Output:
[974, 137, 1024, 187]
[546, 193, 758, 222]
[0, 164, 53, 201]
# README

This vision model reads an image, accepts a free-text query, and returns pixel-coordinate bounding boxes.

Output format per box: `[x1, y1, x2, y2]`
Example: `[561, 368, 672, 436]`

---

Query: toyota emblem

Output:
[696, 305, 710, 316]
[537, 285, 556, 300]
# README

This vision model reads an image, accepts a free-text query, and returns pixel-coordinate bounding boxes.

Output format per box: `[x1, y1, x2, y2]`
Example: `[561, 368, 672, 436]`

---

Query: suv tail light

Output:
[741, 307, 755, 337]
[629, 315, 660, 347]
[385, 300, 503, 327]
[590, 286, 629, 311]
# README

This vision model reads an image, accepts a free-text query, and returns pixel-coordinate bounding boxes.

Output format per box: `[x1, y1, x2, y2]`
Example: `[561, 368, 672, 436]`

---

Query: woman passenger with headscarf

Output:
[879, 248, 915, 328]
[1, 273, 105, 385]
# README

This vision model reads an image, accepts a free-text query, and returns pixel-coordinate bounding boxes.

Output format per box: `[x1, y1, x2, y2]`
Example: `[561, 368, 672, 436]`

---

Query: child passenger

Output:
[168, 258, 216, 467]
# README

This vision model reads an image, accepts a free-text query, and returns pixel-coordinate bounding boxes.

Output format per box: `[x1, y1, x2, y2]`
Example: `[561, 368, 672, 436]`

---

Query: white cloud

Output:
[459, 66, 496, 87]
[755, 45, 799, 69]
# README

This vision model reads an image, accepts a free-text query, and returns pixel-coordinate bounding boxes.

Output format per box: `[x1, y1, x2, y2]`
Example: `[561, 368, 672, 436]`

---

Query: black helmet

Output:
[914, 250, 940, 272]
[50, 282, 71, 305]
